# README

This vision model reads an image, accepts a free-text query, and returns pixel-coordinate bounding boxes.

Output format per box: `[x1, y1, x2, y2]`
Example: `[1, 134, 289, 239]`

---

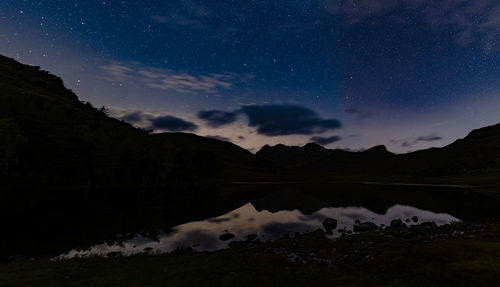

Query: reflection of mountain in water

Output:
[57, 202, 459, 259]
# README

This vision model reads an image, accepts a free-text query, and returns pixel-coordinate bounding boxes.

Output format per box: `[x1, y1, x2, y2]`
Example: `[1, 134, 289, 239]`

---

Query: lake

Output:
[56, 188, 461, 259]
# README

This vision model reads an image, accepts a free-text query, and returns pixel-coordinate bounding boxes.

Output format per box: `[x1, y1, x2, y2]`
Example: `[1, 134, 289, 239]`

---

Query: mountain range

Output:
[2, 53, 499, 186]
[257, 125, 500, 182]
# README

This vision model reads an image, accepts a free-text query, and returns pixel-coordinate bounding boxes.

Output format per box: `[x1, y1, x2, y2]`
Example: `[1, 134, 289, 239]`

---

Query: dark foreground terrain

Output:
[2, 222, 499, 287]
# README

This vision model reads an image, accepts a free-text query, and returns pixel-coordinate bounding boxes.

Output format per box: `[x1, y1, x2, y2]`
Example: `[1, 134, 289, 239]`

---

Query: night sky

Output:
[1, 0, 500, 153]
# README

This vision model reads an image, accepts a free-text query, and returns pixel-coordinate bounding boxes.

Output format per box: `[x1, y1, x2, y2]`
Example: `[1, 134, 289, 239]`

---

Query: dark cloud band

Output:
[197, 110, 237, 127]
[150, 115, 198, 132]
[198, 104, 342, 136]
[310, 135, 342, 145]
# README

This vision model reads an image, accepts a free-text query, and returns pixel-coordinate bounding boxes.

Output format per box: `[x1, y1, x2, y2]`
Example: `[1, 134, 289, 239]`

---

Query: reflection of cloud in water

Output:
[57, 203, 460, 259]
[299, 213, 327, 222]
[261, 222, 317, 239]
[340, 211, 370, 222]
[169, 230, 220, 250]
[207, 217, 232, 224]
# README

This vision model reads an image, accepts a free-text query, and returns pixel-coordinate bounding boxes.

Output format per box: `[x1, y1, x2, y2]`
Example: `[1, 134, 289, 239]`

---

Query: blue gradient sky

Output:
[1, 0, 500, 152]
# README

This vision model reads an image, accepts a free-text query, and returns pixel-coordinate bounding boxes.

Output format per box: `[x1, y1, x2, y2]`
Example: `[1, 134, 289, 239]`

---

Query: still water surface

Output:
[57, 201, 459, 259]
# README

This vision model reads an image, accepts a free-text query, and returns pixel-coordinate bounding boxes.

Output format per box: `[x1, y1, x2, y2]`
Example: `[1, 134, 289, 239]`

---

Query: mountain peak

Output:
[364, 145, 393, 155]
[303, 142, 325, 150]
[465, 123, 500, 141]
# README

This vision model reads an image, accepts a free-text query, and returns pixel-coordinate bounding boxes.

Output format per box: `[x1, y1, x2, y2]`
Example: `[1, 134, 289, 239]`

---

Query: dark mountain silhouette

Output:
[256, 127, 500, 182]
[149, 132, 271, 180]
[396, 123, 500, 177]
[257, 142, 396, 172]
[2, 52, 497, 188]
[257, 142, 334, 168]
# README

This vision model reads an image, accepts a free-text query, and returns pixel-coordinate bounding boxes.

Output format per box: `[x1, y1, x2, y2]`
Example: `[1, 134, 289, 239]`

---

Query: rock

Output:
[338, 229, 346, 233]
[346, 230, 353, 234]
[106, 251, 121, 257]
[411, 222, 438, 229]
[405, 219, 410, 223]
[390, 219, 406, 228]
[311, 229, 325, 236]
[219, 233, 236, 241]
[353, 222, 378, 232]
[144, 247, 153, 252]
[322, 218, 338, 231]
[245, 234, 258, 242]
[228, 241, 247, 248]
[412, 216, 419, 222]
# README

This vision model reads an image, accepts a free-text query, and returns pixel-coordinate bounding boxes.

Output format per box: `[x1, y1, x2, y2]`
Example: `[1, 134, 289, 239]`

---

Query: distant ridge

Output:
[256, 123, 500, 180]
[257, 142, 395, 169]
[257, 142, 332, 168]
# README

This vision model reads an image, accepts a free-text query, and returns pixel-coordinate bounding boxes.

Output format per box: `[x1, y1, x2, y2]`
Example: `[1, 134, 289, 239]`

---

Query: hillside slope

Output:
[397, 123, 500, 177]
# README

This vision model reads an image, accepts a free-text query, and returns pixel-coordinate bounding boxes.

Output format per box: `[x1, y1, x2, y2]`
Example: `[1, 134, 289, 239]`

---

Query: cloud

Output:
[345, 108, 374, 119]
[206, 135, 231, 142]
[324, 0, 500, 51]
[416, 134, 442, 142]
[419, 0, 500, 51]
[401, 141, 413, 148]
[197, 104, 342, 136]
[111, 108, 199, 132]
[310, 135, 342, 145]
[101, 62, 254, 94]
[150, 115, 198, 132]
[151, 14, 208, 30]
[150, 0, 325, 37]
[120, 111, 149, 124]
[324, 0, 399, 22]
[114, 109, 155, 127]
[197, 110, 238, 127]
[150, 0, 213, 30]
[394, 133, 443, 147]
[239, 105, 341, 136]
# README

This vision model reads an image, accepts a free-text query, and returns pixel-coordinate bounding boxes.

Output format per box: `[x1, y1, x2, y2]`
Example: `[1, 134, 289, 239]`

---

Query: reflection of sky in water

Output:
[57, 203, 459, 259]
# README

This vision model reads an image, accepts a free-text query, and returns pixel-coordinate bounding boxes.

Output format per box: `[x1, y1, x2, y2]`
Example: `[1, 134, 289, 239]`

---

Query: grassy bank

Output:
[2, 222, 499, 287]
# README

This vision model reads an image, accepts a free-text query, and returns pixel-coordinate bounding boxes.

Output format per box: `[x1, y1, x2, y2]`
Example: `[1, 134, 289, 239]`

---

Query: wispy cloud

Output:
[310, 135, 342, 145]
[345, 108, 375, 119]
[392, 133, 443, 148]
[151, 14, 208, 29]
[206, 135, 231, 142]
[420, 0, 500, 51]
[150, 0, 323, 36]
[150, 0, 213, 29]
[324, 0, 500, 51]
[101, 62, 254, 94]
[324, 0, 399, 22]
